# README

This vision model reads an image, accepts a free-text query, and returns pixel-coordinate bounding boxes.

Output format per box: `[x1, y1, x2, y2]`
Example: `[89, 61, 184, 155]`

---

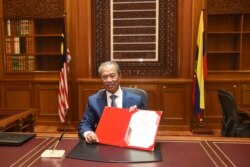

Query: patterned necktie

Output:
[110, 95, 117, 107]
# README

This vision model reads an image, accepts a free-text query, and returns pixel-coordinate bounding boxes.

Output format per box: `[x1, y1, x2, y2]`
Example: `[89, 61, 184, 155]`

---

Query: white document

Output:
[124, 110, 160, 148]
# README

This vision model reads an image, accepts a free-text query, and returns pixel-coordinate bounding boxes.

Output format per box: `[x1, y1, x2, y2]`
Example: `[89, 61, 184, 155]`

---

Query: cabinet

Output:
[2, 0, 65, 73]
[206, 1, 250, 71]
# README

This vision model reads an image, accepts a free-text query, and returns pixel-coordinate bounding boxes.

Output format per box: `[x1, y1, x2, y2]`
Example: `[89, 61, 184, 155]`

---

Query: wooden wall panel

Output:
[0, 85, 2, 107]
[2, 84, 34, 108]
[76, 0, 92, 78]
[78, 82, 103, 119]
[159, 83, 191, 130]
[0, 0, 3, 77]
[35, 83, 60, 124]
[241, 83, 250, 104]
[177, 0, 195, 78]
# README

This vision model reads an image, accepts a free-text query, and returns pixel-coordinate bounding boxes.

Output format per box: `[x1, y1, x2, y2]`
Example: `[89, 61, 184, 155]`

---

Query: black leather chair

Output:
[122, 87, 148, 109]
[217, 89, 250, 137]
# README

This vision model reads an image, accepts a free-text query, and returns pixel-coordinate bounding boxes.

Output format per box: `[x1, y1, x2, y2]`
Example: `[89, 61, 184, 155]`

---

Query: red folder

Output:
[95, 107, 162, 151]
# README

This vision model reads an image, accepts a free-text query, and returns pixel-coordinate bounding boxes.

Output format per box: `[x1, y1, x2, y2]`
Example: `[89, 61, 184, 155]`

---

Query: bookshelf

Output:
[34, 19, 64, 71]
[206, 1, 250, 71]
[4, 19, 35, 71]
[2, 0, 64, 73]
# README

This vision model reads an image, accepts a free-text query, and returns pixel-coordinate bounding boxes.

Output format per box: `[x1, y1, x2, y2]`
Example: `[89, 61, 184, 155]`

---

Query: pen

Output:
[52, 129, 66, 151]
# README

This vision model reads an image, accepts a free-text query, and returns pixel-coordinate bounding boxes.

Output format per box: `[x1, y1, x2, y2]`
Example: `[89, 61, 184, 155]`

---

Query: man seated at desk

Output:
[78, 61, 146, 144]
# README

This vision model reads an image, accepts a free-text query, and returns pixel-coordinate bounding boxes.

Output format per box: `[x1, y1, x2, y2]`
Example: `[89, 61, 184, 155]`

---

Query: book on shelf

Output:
[5, 54, 34, 72]
[5, 36, 34, 55]
[20, 20, 28, 35]
[6, 19, 33, 36]
[6, 20, 11, 36]
[21, 55, 25, 71]
[6, 55, 12, 72]
[12, 55, 19, 71]
[14, 37, 20, 54]
[9, 20, 18, 36]
[5, 37, 14, 54]
[26, 37, 34, 54]
[20, 37, 26, 54]
[26, 55, 34, 71]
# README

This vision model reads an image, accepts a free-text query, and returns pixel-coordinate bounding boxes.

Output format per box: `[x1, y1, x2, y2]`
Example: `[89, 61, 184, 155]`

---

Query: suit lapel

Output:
[97, 90, 107, 111]
[122, 89, 134, 108]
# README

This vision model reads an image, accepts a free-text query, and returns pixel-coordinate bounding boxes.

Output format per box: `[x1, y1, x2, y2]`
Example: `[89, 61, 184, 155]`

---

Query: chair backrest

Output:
[217, 89, 239, 137]
[122, 87, 148, 109]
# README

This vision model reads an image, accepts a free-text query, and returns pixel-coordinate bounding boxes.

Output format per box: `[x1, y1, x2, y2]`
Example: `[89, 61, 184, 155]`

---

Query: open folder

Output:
[96, 107, 162, 151]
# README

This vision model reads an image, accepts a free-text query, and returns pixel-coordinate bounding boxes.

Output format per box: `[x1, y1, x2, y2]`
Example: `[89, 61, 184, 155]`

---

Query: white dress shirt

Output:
[106, 86, 123, 108]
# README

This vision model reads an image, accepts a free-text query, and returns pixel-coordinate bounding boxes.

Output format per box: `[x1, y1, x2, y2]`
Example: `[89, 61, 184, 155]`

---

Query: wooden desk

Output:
[237, 104, 250, 116]
[1, 136, 249, 167]
[0, 108, 36, 132]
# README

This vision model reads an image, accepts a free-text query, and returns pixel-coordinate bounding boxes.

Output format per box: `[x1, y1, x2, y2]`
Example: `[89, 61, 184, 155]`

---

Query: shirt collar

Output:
[106, 86, 122, 98]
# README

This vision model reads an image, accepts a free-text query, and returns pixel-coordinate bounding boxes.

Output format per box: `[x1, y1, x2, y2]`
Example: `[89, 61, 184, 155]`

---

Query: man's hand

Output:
[85, 131, 99, 144]
[129, 105, 138, 112]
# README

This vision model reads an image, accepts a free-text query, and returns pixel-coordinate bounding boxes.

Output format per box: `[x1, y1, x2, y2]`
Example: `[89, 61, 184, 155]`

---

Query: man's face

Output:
[100, 64, 121, 94]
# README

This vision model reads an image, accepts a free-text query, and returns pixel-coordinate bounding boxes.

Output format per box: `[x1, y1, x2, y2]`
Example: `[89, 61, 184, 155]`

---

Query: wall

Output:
[0, 0, 206, 130]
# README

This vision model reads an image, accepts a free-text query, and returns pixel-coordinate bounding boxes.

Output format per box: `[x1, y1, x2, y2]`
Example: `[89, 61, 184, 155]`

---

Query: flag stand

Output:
[191, 110, 213, 134]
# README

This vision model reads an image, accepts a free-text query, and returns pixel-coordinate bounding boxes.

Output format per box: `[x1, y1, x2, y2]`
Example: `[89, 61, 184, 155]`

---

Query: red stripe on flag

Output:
[58, 62, 69, 123]
[58, 32, 71, 123]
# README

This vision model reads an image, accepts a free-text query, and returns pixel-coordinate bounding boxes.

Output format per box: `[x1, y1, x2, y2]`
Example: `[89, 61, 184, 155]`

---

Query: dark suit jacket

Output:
[78, 88, 145, 136]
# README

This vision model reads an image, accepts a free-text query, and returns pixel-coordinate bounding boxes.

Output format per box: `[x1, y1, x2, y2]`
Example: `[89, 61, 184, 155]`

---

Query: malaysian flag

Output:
[58, 33, 71, 123]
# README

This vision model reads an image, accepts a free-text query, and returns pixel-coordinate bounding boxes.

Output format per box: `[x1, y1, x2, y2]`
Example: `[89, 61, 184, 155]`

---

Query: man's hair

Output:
[98, 61, 121, 76]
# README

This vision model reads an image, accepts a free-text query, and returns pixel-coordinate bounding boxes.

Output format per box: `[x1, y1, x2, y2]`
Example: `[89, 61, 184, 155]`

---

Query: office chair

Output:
[122, 87, 148, 109]
[217, 90, 250, 137]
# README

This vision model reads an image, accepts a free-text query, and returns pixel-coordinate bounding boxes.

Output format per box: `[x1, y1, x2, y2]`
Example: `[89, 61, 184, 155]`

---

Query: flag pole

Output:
[191, 10, 212, 134]
[57, 12, 75, 132]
